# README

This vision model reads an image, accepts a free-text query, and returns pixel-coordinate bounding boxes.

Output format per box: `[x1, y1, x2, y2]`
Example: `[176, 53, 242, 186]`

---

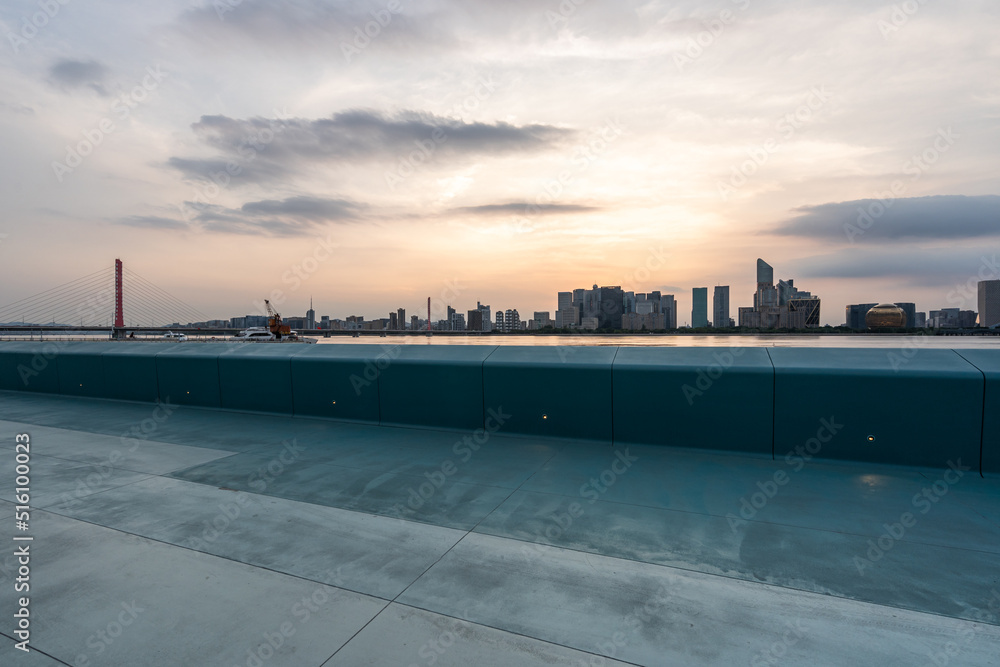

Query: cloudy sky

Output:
[1, 0, 998, 325]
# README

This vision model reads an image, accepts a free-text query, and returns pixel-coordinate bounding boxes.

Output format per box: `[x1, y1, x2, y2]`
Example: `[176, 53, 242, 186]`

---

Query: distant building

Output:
[661, 295, 677, 329]
[929, 308, 978, 329]
[915, 312, 926, 328]
[388, 312, 398, 330]
[306, 299, 316, 330]
[411, 315, 419, 330]
[893, 302, 916, 329]
[622, 313, 666, 331]
[450, 312, 466, 331]
[397, 308, 406, 331]
[980, 280, 1000, 328]
[845, 304, 878, 330]
[580, 316, 599, 331]
[557, 292, 573, 312]
[713, 286, 730, 328]
[476, 302, 491, 332]
[505, 309, 520, 332]
[530, 311, 552, 329]
[446, 306, 456, 330]
[467, 309, 483, 332]
[320, 315, 331, 329]
[691, 287, 708, 328]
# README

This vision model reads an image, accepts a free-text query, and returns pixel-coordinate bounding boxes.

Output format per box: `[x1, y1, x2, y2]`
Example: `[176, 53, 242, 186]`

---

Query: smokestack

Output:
[427, 297, 431, 331]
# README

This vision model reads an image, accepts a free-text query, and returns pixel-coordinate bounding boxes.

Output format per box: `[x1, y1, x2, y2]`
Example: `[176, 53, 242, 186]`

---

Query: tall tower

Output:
[713, 286, 730, 328]
[306, 297, 316, 329]
[114, 258, 124, 328]
[691, 287, 708, 328]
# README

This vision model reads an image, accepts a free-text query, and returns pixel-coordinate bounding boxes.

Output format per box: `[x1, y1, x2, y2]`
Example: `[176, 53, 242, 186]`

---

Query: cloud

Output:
[168, 110, 573, 185]
[774, 195, 1000, 243]
[48, 59, 110, 96]
[450, 203, 600, 216]
[116, 215, 189, 230]
[787, 247, 999, 286]
[115, 194, 364, 237]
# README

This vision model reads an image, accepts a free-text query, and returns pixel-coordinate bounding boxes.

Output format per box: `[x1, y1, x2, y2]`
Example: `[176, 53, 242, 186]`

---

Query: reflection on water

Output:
[314, 334, 1000, 348]
[3, 333, 999, 348]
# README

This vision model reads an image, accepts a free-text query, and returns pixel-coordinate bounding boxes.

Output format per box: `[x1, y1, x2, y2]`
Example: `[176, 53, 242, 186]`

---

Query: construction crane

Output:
[264, 299, 291, 339]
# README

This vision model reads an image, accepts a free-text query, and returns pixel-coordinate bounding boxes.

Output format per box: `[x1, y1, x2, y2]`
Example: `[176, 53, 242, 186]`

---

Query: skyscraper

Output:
[713, 286, 730, 328]
[397, 308, 406, 331]
[306, 298, 316, 330]
[660, 295, 677, 329]
[893, 303, 916, 329]
[980, 280, 1000, 328]
[845, 304, 877, 330]
[557, 292, 573, 311]
[691, 287, 708, 328]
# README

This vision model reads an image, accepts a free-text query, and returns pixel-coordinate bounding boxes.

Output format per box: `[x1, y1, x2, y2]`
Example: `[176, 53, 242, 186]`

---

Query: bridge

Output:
[0, 259, 208, 336]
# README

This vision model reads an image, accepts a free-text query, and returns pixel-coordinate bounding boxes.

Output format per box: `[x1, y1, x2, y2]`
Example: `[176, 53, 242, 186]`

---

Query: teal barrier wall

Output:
[56, 342, 114, 398]
[290, 345, 383, 423]
[613, 347, 773, 455]
[101, 343, 162, 402]
[218, 344, 296, 415]
[0, 341, 992, 473]
[955, 349, 999, 475]
[770, 348, 983, 469]
[483, 346, 615, 441]
[376, 345, 496, 430]
[154, 344, 229, 408]
[0, 341, 62, 393]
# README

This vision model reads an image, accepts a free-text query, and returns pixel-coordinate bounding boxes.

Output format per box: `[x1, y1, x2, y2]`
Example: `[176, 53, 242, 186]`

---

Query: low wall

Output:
[0, 341, 995, 474]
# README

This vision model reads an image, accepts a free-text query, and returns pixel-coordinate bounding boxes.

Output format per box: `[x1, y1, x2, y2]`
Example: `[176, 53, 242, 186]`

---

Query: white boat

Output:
[231, 327, 275, 342]
[162, 331, 187, 341]
[231, 327, 316, 343]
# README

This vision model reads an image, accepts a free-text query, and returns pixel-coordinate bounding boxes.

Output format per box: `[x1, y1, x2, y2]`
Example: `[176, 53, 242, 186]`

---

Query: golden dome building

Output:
[866, 303, 907, 330]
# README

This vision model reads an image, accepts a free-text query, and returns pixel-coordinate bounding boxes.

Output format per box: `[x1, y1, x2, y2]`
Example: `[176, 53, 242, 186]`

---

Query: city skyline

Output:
[2, 2, 999, 326]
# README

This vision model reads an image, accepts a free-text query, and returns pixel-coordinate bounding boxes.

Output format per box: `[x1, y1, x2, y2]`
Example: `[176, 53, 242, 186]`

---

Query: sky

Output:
[0, 0, 998, 326]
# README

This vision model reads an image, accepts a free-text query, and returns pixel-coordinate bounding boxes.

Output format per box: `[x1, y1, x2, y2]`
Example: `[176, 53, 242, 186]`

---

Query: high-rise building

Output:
[410, 315, 419, 330]
[557, 292, 573, 312]
[980, 280, 1000, 328]
[845, 304, 878, 330]
[388, 312, 398, 330]
[691, 287, 708, 328]
[476, 302, 491, 332]
[397, 308, 406, 331]
[713, 286, 730, 328]
[446, 306, 456, 330]
[306, 298, 316, 330]
[531, 311, 552, 329]
[915, 312, 926, 328]
[893, 303, 916, 329]
[320, 315, 330, 329]
[740, 259, 820, 328]
[504, 309, 520, 332]
[467, 309, 483, 332]
[450, 312, 466, 331]
[660, 295, 677, 329]
[495, 311, 505, 332]
[598, 286, 624, 329]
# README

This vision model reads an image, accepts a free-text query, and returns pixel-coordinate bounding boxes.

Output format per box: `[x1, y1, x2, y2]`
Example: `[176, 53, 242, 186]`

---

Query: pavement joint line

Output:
[0, 630, 75, 665]
[31, 468, 1000, 630]
[322, 600, 648, 667]
[486, 483, 1000, 557]
[34, 473, 159, 512]
[452, 531, 1000, 631]
[322, 441, 566, 663]
[6, 447, 239, 478]
[26, 506, 399, 603]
